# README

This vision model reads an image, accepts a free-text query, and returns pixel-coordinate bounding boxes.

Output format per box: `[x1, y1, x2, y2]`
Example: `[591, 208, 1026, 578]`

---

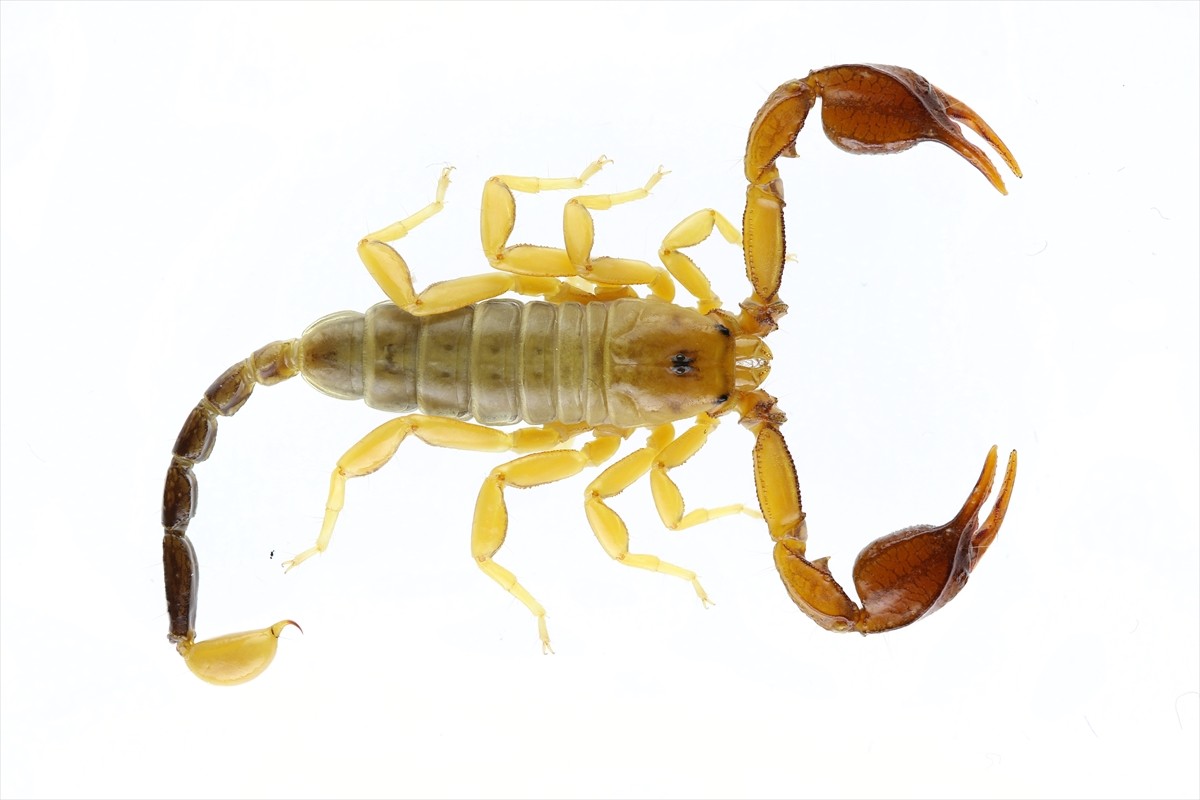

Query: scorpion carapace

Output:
[162, 64, 1020, 684]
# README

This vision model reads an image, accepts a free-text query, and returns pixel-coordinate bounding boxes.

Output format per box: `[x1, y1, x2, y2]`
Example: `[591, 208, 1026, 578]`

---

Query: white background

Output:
[2, 3, 1196, 799]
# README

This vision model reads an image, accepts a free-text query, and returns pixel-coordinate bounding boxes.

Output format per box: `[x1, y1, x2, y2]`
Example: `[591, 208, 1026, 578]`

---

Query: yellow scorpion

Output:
[162, 64, 1021, 685]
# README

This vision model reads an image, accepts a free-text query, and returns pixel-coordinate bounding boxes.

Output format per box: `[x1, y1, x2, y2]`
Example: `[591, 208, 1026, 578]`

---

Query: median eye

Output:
[669, 352, 695, 375]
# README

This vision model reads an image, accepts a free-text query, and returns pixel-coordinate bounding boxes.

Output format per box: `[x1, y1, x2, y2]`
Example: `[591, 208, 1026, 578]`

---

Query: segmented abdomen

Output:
[299, 299, 611, 425]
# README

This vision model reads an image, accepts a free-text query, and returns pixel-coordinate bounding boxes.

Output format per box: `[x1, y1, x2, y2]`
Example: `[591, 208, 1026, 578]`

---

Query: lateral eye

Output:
[715, 394, 729, 404]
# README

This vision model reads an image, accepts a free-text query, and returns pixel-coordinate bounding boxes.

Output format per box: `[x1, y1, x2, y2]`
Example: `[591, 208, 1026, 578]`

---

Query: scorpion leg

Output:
[282, 416, 569, 571]
[650, 414, 762, 530]
[583, 425, 715, 605]
[359, 166, 562, 316]
[472, 434, 624, 652]
[743, 394, 1017, 633]
[658, 209, 742, 315]
[482, 158, 675, 301]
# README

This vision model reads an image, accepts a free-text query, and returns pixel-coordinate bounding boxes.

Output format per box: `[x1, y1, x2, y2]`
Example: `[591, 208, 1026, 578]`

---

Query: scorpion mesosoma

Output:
[163, 64, 1021, 684]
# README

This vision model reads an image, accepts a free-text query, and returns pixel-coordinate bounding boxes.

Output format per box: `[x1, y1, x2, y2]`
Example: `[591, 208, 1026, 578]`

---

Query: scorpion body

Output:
[163, 64, 1022, 685]
[302, 298, 736, 427]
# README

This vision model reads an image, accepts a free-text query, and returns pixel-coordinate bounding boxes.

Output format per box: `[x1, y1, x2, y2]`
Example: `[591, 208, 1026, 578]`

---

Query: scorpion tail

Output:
[162, 339, 302, 685]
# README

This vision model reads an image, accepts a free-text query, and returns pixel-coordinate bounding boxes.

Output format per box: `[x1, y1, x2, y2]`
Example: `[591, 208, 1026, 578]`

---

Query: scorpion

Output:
[162, 64, 1021, 685]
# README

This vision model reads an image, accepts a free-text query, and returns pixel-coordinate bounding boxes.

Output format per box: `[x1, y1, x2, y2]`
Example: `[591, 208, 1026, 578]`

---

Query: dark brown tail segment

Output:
[162, 340, 299, 646]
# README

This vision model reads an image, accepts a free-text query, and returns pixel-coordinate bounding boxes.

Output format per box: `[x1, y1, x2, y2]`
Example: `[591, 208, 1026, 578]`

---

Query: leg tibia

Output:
[480, 177, 517, 259]
[659, 250, 714, 311]
[358, 239, 418, 307]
